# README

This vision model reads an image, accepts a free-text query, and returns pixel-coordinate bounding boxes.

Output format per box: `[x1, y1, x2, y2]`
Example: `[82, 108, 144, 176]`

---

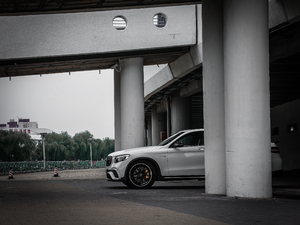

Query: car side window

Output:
[176, 131, 204, 147]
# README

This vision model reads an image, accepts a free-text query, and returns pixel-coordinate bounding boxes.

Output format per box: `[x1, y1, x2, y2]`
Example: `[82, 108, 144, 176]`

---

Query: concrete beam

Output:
[269, 0, 300, 29]
[169, 52, 197, 79]
[156, 100, 168, 113]
[144, 65, 174, 101]
[0, 5, 196, 60]
[180, 79, 203, 97]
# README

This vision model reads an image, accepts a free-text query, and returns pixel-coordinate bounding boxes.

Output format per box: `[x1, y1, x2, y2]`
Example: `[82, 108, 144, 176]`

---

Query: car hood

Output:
[108, 146, 163, 156]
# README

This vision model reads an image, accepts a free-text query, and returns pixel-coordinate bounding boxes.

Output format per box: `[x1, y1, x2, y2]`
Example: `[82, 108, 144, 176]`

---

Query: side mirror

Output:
[173, 141, 184, 148]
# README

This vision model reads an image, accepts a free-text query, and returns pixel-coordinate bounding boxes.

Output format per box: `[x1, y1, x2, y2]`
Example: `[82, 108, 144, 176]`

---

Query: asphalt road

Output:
[0, 169, 299, 225]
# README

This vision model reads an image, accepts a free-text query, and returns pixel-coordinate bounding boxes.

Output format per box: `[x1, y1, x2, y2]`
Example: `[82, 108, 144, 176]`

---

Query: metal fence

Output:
[0, 160, 106, 175]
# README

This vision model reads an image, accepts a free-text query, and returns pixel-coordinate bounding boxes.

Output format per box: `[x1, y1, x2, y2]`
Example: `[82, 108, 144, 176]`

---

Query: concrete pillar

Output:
[167, 96, 171, 138]
[114, 69, 121, 151]
[146, 115, 152, 146]
[202, 0, 226, 195]
[120, 58, 145, 150]
[170, 91, 192, 135]
[151, 107, 167, 145]
[224, 0, 271, 198]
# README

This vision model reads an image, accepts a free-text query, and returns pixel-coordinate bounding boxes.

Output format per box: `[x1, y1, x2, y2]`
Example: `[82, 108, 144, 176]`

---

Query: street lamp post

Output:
[41, 133, 47, 170]
[88, 138, 93, 168]
[29, 128, 52, 171]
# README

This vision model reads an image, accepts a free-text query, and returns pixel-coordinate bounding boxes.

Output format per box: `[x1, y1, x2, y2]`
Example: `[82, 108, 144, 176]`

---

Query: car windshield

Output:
[158, 131, 185, 146]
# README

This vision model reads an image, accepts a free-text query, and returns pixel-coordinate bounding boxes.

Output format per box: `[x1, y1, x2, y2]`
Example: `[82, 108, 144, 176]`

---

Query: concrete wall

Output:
[271, 99, 300, 171]
[0, 5, 196, 60]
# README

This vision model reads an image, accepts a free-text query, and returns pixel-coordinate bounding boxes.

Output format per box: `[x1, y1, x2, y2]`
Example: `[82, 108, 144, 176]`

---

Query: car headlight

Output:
[115, 154, 130, 163]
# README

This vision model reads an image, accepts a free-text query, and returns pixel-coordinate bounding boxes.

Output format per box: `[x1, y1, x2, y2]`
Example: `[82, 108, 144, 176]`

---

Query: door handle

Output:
[199, 146, 205, 151]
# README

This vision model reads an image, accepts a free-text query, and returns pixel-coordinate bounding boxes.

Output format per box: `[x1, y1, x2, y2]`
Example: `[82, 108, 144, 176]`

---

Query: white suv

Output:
[106, 129, 282, 188]
[106, 129, 205, 188]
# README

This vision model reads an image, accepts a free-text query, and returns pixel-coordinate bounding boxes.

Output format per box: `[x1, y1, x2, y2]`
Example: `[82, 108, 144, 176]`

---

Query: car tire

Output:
[126, 161, 156, 188]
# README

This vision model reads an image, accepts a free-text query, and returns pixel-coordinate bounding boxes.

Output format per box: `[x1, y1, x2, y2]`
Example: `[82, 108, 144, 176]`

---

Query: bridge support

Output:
[116, 58, 145, 150]
[170, 91, 192, 135]
[146, 116, 152, 146]
[203, 0, 226, 195]
[114, 69, 121, 151]
[203, 0, 271, 198]
[151, 107, 167, 145]
[224, 0, 271, 198]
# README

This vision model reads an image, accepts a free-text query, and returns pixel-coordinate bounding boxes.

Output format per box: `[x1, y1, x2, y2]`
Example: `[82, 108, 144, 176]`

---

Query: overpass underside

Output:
[0, 5, 196, 77]
[1, 0, 300, 199]
[0, 46, 189, 77]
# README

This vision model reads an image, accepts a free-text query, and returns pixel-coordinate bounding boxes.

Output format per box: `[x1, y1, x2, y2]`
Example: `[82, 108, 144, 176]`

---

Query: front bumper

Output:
[106, 169, 122, 181]
[106, 155, 130, 181]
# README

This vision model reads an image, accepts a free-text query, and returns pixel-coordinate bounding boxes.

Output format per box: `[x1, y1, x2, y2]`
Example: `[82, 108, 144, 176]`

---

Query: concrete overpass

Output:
[1, 0, 300, 199]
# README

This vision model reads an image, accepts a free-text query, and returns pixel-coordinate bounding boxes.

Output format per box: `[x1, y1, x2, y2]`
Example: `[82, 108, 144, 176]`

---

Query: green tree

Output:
[0, 129, 114, 162]
[34, 131, 76, 161]
[93, 138, 103, 160]
[101, 137, 114, 159]
[0, 130, 36, 161]
[85, 137, 114, 161]
[60, 132, 76, 160]
[73, 131, 93, 160]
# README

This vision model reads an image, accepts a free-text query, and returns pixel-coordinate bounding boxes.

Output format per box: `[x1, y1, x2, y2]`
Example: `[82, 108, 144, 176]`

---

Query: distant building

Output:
[0, 118, 38, 134]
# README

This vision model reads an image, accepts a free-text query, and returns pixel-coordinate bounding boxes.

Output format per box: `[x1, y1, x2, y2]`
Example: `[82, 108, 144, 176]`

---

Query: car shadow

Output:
[106, 183, 205, 190]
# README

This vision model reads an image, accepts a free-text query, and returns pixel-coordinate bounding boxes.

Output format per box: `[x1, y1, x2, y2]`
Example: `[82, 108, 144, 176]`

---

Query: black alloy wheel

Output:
[127, 161, 156, 188]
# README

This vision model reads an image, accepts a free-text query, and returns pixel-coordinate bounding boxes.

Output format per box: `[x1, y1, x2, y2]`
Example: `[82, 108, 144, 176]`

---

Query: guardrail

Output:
[0, 161, 106, 175]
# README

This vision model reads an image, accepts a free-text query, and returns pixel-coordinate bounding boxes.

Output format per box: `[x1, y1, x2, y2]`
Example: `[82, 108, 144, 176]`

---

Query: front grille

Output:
[106, 156, 112, 166]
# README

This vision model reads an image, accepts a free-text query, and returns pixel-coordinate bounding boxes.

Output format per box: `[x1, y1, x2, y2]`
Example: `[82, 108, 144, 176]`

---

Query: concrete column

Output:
[170, 91, 192, 135]
[146, 116, 152, 146]
[120, 58, 145, 150]
[114, 69, 121, 151]
[224, 0, 271, 198]
[167, 96, 171, 138]
[151, 107, 167, 145]
[202, 0, 226, 195]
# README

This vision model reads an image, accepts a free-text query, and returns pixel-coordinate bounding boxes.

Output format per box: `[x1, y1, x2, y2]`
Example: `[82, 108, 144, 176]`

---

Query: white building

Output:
[0, 118, 38, 134]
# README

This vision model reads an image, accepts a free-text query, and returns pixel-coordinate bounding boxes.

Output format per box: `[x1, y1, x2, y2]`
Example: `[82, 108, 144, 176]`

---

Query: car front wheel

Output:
[126, 161, 156, 188]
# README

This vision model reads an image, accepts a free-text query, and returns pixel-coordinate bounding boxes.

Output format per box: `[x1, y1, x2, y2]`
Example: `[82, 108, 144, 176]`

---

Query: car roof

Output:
[180, 128, 204, 133]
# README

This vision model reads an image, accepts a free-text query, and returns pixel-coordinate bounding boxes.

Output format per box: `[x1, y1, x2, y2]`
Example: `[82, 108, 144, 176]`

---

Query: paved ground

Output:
[0, 168, 106, 181]
[0, 169, 299, 225]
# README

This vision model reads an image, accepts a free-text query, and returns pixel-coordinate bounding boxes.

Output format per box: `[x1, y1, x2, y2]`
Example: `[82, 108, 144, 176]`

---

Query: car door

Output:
[167, 131, 205, 176]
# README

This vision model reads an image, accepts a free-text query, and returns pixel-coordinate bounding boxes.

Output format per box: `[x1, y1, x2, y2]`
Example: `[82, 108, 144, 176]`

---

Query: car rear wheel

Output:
[126, 161, 156, 188]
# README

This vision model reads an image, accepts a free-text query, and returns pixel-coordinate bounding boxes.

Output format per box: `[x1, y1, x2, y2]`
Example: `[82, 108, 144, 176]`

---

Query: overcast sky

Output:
[0, 65, 163, 139]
